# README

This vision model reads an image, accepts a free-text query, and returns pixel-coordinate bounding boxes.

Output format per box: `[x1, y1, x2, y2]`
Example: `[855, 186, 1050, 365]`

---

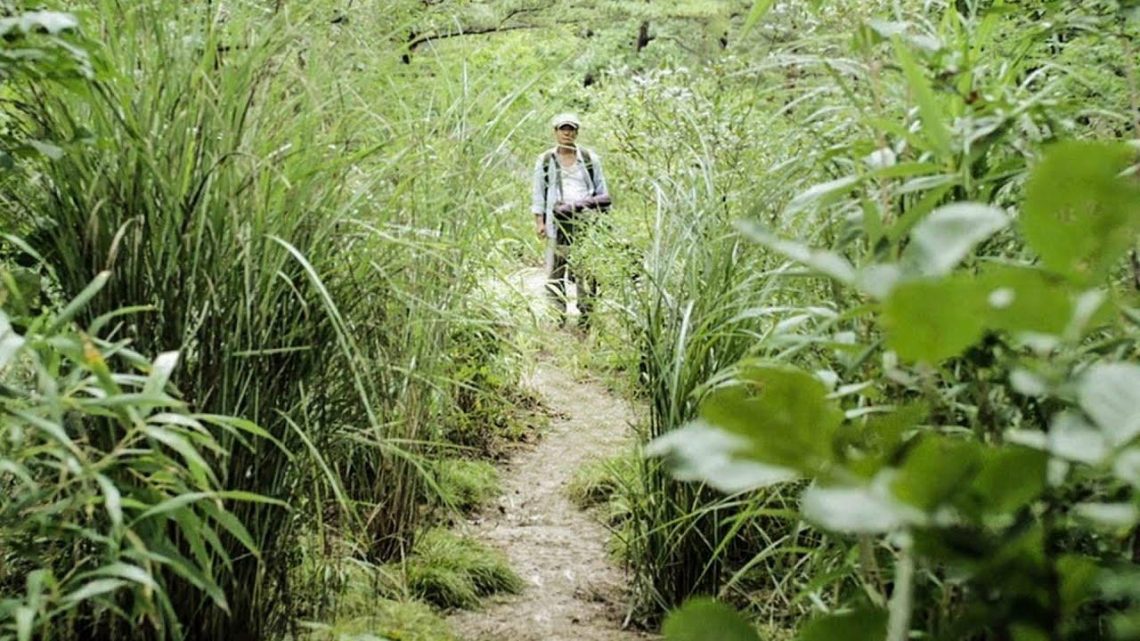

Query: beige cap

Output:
[551, 112, 581, 129]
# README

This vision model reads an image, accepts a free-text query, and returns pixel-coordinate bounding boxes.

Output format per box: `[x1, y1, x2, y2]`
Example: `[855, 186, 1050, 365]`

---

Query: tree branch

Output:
[406, 23, 541, 54]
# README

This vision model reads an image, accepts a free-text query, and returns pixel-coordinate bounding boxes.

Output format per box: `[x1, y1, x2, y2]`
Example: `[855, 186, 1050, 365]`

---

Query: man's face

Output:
[555, 124, 578, 147]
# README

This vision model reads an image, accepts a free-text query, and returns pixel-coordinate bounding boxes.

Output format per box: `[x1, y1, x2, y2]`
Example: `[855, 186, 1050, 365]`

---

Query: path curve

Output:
[448, 269, 651, 641]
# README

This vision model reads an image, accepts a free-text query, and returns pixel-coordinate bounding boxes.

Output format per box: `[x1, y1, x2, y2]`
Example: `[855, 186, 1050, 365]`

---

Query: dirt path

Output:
[448, 268, 651, 641]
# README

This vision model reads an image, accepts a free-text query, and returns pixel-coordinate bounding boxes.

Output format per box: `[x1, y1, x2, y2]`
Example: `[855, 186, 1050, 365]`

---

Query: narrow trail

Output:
[448, 268, 652, 641]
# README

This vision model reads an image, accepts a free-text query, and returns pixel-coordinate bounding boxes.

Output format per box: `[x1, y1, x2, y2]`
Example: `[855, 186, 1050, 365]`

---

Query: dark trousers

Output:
[547, 216, 596, 325]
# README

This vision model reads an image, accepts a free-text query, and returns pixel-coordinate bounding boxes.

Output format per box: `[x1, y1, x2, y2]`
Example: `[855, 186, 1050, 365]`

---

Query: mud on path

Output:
[448, 268, 651, 641]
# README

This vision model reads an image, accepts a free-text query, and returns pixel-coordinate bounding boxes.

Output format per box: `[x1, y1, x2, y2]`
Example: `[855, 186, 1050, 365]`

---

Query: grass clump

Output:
[305, 599, 456, 641]
[402, 529, 523, 610]
[566, 450, 641, 516]
[433, 458, 501, 513]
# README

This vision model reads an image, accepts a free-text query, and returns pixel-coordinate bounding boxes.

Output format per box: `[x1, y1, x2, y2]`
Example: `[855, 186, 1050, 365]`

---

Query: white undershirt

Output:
[560, 162, 591, 203]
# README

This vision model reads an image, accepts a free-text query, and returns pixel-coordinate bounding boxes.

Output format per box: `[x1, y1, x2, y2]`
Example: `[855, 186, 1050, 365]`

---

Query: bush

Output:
[0, 272, 268, 640]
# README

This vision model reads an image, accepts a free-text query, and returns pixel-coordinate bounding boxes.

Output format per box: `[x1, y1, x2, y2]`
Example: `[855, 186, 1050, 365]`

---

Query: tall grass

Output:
[12, 1, 541, 637]
[22, 4, 376, 636]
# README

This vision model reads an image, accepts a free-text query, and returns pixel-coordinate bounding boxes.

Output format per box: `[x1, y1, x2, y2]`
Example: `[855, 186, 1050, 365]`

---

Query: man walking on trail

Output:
[531, 112, 611, 330]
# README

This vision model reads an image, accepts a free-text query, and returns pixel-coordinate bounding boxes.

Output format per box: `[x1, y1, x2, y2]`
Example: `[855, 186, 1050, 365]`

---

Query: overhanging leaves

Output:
[1022, 141, 1140, 284]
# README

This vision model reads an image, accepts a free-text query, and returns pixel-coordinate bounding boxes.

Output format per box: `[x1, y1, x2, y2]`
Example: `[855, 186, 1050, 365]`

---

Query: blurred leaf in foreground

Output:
[1022, 141, 1140, 285]
[663, 598, 762, 641]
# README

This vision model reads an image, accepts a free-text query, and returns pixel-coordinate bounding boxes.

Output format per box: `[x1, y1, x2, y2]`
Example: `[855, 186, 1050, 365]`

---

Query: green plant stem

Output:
[886, 537, 914, 641]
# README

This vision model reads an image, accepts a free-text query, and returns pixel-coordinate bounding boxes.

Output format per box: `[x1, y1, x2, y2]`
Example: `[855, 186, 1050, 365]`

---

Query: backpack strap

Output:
[542, 150, 561, 201]
[582, 149, 598, 194]
[542, 150, 554, 194]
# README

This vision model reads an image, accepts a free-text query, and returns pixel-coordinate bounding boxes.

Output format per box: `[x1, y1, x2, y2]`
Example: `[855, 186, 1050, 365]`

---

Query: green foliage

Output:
[443, 317, 540, 454]
[796, 607, 887, 641]
[0, 8, 92, 171]
[647, 7, 1140, 637]
[400, 529, 522, 610]
[663, 598, 762, 641]
[1022, 141, 1140, 285]
[3, 0, 549, 637]
[432, 459, 500, 513]
[313, 599, 457, 641]
[566, 450, 641, 513]
[584, 0, 1140, 638]
[0, 273, 268, 641]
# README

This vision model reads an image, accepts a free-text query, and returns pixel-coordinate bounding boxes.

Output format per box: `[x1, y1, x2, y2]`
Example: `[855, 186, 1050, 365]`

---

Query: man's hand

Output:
[534, 217, 546, 238]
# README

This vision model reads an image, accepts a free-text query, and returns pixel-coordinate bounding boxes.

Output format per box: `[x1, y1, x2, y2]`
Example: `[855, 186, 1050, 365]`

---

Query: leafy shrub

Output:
[648, 2, 1140, 639]
[0, 272, 268, 641]
[0, 8, 92, 185]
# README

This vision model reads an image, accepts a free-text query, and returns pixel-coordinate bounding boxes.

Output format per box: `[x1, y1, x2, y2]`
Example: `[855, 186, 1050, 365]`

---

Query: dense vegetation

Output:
[2, 1, 1139, 640]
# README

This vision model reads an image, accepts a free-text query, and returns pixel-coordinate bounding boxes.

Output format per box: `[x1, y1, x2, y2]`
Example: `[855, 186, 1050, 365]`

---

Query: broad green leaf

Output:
[1058, 555, 1102, 617]
[891, 436, 982, 512]
[130, 492, 213, 524]
[840, 404, 927, 478]
[19, 11, 79, 34]
[82, 563, 159, 591]
[1078, 363, 1140, 447]
[1114, 448, 1140, 489]
[143, 546, 229, 611]
[893, 39, 951, 158]
[196, 413, 288, 453]
[200, 499, 262, 556]
[738, 221, 856, 284]
[47, 271, 110, 335]
[971, 446, 1048, 514]
[143, 351, 180, 397]
[797, 606, 887, 641]
[647, 422, 799, 493]
[1073, 503, 1138, 529]
[882, 274, 987, 362]
[62, 578, 127, 604]
[868, 19, 908, 38]
[214, 490, 288, 507]
[0, 460, 36, 489]
[783, 175, 861, 216]
[855, 263, 902, 299]
[978, 266, 1073, 336]
[663, 598, 761, 641]
[802, 477, 924, 533]
[26, 140, 64, 160]
[0, 310, 25, 369]
[142, 426, 216, 484]
[700, 363, 845, 473]
[13, 410, 79, 455]
[95, 474, 123, 528]
[905, 203, 1008, 275]
[1049, 411, 1108, 465]
[1022, 141, 1140, 284]
[15, 606, 34, 641]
